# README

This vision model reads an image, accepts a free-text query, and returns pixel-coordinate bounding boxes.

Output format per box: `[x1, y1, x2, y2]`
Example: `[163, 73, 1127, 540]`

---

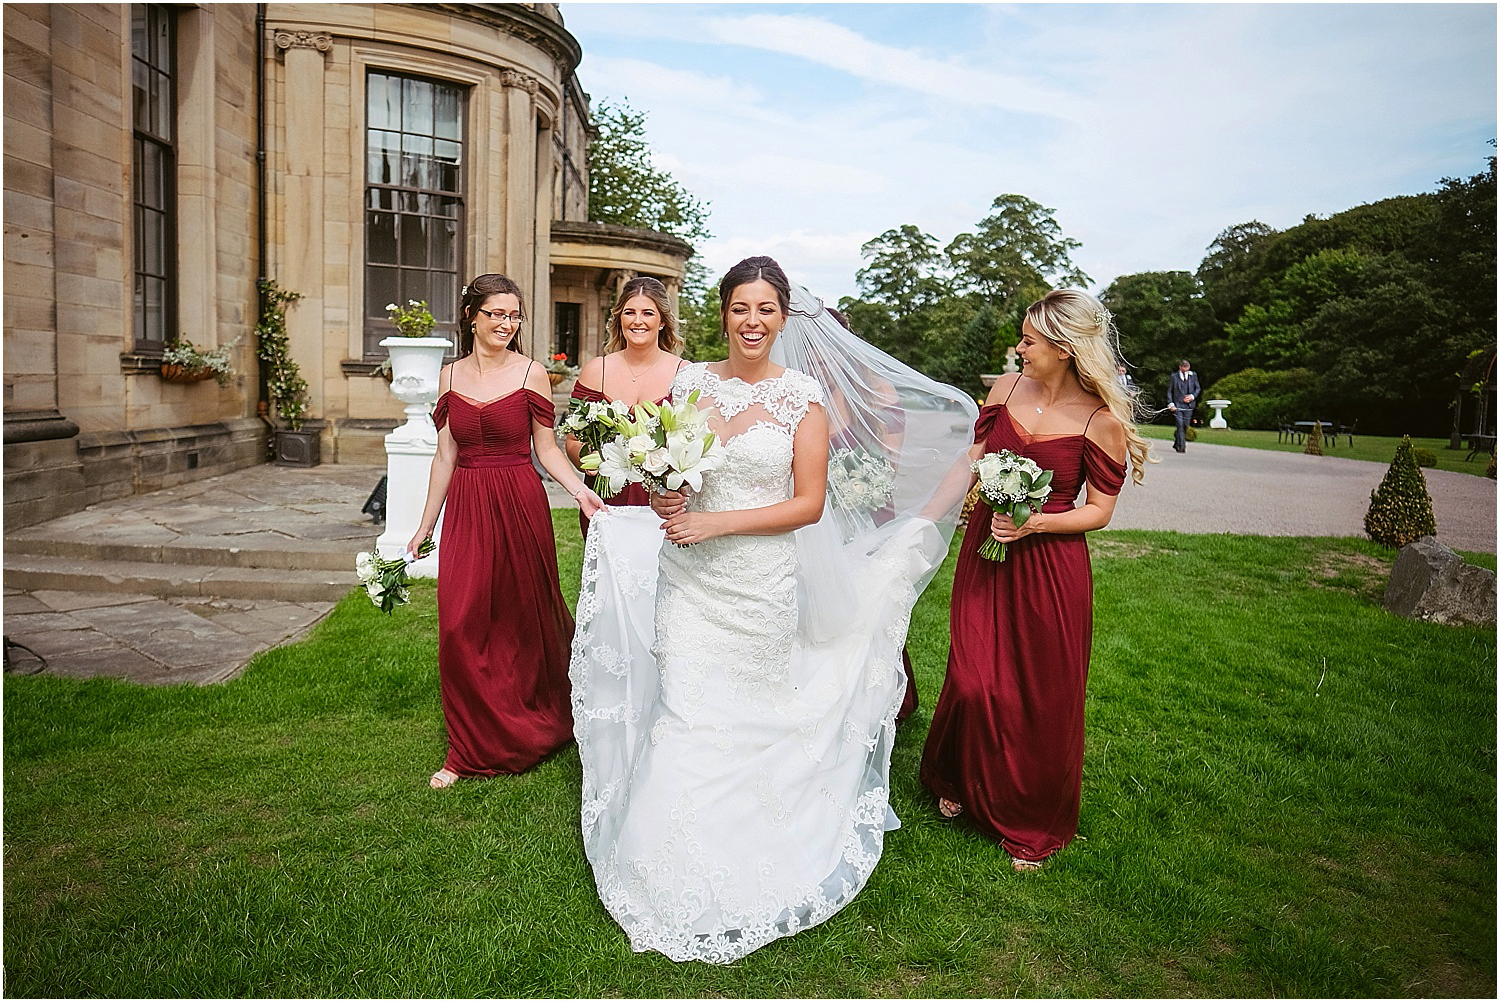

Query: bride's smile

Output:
[725, 278, 783, 366]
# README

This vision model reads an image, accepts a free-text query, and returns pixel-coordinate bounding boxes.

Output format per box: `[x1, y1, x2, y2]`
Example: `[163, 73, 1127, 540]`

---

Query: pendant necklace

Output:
[622, 354, 655, 383]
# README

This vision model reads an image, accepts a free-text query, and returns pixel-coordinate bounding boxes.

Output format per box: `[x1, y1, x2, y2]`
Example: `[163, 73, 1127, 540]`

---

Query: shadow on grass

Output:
[4, 517, 1495, 997]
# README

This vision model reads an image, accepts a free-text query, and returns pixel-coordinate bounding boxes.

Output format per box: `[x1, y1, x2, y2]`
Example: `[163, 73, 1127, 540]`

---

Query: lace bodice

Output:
[671, 363, 823, 514]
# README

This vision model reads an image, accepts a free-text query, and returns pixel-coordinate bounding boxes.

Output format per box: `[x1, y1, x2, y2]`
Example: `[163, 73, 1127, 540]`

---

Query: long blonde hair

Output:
[1025, 289, 1154, 484]
[605, 276, 683, 354]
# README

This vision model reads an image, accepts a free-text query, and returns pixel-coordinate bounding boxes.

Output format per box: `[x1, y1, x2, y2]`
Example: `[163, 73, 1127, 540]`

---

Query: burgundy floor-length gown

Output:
[432, 388, 575, 776]
[920, 399, 1126, 862]
[569, 381, 661, 540]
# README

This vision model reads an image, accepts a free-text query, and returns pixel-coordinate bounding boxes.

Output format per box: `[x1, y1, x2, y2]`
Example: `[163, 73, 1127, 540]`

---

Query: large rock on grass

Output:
[1383, 536, 1496, 627]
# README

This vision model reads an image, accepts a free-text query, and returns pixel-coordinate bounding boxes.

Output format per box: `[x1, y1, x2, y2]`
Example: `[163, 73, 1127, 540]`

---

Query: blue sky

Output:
[559, 3, 1497, 303]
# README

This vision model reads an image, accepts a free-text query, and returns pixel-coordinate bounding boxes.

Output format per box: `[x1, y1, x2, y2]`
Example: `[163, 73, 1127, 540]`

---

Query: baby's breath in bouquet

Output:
[971, 450, 1053, 561]
[827, 447, 896, 515]
[355, 537, 435, 613]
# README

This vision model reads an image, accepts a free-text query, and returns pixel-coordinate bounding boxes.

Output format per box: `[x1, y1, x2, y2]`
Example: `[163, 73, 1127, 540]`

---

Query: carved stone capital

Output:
[273, 29, 334, 53]
[500, 68, 540, 96]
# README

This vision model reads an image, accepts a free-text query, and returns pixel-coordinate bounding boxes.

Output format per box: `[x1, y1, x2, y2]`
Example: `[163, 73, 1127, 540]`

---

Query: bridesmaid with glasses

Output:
[407, 273, 604, 789]
[564, 276, 688, 538]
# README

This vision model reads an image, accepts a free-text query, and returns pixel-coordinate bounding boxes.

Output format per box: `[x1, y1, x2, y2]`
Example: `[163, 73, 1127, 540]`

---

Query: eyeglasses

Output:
[476, 308, 525, 327]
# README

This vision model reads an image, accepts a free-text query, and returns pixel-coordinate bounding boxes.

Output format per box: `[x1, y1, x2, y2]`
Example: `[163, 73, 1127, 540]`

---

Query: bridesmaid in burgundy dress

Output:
[407, 273, 604, 789]
[920, 289, 1150, 870]
[565, 276, 687, 537]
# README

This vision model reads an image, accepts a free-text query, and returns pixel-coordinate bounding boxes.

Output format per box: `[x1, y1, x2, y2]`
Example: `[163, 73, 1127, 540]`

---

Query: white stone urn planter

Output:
[1206, 398, 1231, 429]
[375, 335, 452, 577]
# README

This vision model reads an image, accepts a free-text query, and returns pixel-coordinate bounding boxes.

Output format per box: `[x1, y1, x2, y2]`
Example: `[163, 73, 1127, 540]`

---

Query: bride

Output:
[569, 256, 977, 963]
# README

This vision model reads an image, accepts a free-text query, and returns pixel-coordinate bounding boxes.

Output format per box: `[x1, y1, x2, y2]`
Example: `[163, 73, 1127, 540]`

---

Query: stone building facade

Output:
[3, 3, 691, 528]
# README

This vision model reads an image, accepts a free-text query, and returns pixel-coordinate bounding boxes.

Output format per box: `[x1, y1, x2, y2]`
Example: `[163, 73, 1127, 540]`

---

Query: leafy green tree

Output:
[945, 195, 1090, 316]
[1195, 220, 1277, 326]
[677, 258, 726, 363]
[1100, 270, 1218, 407]
[588, 100, 711, 244]
[854, 225, 951, 317]
[1222, 247, 1369, 371]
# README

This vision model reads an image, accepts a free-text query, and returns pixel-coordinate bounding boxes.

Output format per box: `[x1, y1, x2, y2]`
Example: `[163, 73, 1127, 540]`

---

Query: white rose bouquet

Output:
[971, 450, 1054, 561]
[580, 390, 724, 497]
[827, 447, 896, 515]
[355, 536, 435, 614]
[561, 397, 633, 498]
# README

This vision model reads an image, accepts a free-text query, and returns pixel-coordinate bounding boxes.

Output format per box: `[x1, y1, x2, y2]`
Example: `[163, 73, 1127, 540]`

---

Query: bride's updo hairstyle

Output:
[719, 256, 791, 327]
[605, 276, 683, 354]
[1025, 289, 1153, 484]
[459, 273, 526, 355]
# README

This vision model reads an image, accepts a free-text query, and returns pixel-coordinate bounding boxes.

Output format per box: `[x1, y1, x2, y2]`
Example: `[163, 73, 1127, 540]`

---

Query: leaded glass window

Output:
[131, 4, 175, 349]
[364, 71, 465, 356]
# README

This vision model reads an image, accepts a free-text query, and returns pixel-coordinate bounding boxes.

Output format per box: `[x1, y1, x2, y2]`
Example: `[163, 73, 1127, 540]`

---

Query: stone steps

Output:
[3, 533, 370, 571]
[3, 552, 358, 603]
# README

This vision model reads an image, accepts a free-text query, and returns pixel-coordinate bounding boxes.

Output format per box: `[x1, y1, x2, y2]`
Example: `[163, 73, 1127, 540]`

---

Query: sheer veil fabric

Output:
[569, 281, 978, 963]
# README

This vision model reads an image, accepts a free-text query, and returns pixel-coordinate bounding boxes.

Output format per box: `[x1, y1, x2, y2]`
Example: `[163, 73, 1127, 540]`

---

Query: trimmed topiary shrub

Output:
[1303, 420, 1323, 456]
[1185, 426, 1198, 442]
[1202, 367, 1319, 431]
[1487, 454, 1496, 480]
[1364, 435, 1437, 548]
[1411, 448, 1438, 468]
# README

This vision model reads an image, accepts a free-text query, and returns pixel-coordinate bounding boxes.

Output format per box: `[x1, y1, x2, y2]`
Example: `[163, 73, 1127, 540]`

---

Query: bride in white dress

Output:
[570, 256, 977, 963]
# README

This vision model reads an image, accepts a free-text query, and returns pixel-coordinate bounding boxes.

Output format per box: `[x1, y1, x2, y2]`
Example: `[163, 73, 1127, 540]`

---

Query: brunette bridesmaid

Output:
[919, 289, 1150, 869]
[564, 276, 687, 537]
[407, 273, 604, 789]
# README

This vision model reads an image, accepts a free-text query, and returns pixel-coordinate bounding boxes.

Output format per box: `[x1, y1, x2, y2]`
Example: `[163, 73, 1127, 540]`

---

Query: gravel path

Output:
[1109, 442, 1496, 553]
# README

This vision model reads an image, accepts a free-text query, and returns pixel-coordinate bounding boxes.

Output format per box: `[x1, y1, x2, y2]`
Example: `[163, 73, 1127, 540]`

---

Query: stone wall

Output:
[3, 4, 265, 529]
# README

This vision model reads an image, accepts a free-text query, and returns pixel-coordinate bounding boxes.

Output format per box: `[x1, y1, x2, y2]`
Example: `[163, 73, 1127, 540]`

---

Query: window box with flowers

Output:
[160, 337, 240, 385]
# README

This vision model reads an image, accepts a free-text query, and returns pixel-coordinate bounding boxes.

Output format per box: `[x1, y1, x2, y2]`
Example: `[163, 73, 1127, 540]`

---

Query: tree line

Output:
[589, 102, 1494, 438]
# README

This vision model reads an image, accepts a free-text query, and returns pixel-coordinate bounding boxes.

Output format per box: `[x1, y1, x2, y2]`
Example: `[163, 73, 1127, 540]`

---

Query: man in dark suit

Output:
[1167, 359, 1201, 453]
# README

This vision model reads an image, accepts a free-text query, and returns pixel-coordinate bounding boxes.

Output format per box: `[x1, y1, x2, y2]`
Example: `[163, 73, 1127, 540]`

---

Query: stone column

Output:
[533, 114, 554, 359]
[274, 29, 332, 425]
[501, 70, 539, 355]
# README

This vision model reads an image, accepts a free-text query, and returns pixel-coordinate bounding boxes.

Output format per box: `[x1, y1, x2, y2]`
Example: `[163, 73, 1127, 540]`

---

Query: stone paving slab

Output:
[3, 587, 335, 686]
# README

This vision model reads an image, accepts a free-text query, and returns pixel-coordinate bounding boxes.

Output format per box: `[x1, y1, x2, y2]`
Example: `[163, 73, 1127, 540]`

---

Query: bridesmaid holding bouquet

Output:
[920, 289, 1151, 869]
[565, 276, 687, 537]
[407, 273, 603, 788]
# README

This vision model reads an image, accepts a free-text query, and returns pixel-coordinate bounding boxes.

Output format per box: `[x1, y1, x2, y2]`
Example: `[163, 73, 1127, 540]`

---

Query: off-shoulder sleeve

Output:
[525, 389, 557, 428]
[973, 404, 1002, 446]
[433, 393, 450, 431]
[1083, 439, 1127, 495]
[571, 382, 604, 403]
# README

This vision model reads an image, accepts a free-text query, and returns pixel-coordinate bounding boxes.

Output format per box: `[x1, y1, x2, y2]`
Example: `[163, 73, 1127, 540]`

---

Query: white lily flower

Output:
[595, 439, 636, 494]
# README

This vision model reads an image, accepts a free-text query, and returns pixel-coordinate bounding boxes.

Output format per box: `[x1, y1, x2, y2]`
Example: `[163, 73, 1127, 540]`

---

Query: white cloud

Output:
[701, 12, 1085, 121]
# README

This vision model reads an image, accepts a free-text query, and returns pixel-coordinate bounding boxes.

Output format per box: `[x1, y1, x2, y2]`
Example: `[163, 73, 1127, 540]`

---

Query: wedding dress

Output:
[570, 285, 977, 964]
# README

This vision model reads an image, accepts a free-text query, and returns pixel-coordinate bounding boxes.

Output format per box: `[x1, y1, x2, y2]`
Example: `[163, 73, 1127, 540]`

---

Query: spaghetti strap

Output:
[1082, 404, 1107, 437]
[1002, 374, 1021, 406]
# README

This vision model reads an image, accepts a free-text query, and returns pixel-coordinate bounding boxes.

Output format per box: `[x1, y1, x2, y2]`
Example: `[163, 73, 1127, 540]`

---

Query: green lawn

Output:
[1139, 424, 1495, 477]
[5, 513, 1495, 997]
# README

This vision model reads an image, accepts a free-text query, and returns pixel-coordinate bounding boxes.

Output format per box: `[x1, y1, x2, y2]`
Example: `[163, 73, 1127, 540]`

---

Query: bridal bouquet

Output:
[355, 537, 435, 614]
[580, 391, 724, 496]
[561, 398, 633, 498]
[972, 450, 1053, 561]
[827, 446, 896, 515]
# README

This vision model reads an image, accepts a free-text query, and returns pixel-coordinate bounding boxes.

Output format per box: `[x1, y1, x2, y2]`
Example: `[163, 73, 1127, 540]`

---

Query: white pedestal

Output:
[1207, 399, 1231, 429]
[374, 336, 452, 578]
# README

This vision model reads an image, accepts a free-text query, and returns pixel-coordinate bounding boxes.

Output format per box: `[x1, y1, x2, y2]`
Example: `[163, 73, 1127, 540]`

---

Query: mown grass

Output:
[5, 513, 1495, 997]
[1138, 425, 1494, 477]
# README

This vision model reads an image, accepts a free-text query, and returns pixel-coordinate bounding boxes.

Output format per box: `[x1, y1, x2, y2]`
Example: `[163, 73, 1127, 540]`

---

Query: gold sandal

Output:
[938, 798, 964, 819]
[429, 768, 459, 789]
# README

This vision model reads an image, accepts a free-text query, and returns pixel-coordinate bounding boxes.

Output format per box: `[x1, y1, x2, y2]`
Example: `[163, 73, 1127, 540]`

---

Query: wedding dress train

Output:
[570, 363, 948, 963]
